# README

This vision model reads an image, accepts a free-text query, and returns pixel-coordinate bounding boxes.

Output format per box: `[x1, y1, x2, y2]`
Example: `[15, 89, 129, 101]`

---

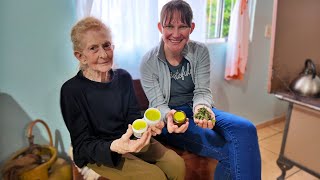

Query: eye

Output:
[164, 25, 174, 30]
[103, 43, 111, 49]
[89, 46, 98, 51]
[179, 25, 189, 30]
[103, 42, 112, 50]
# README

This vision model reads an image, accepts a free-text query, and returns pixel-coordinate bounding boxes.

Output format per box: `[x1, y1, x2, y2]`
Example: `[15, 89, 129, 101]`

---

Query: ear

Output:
[157, 22, 163, 33]
[74, 51, 86, 64]
[190, 22, 195, 34]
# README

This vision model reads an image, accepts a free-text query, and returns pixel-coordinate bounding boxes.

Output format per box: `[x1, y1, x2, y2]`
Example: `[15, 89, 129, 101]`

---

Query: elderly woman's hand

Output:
[194, 105, 215, 129]
[166, 109, 189, 133]
[150, 121, 165, 136]
[110, 124, 151, 154]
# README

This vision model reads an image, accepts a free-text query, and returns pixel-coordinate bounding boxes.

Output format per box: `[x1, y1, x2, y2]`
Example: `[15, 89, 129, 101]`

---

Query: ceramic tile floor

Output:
[258, 121, 319, 180]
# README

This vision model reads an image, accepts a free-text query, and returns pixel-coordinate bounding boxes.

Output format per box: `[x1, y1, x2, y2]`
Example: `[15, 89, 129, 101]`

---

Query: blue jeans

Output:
[156, 103, 261, 180]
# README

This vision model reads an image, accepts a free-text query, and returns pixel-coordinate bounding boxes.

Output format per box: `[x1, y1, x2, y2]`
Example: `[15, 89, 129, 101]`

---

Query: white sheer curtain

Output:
[75, 0, 206, 78]
[224, 0, 250, 80]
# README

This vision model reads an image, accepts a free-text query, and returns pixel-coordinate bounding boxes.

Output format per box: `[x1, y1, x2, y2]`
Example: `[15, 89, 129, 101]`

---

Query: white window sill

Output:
[205, 38, 227, 44]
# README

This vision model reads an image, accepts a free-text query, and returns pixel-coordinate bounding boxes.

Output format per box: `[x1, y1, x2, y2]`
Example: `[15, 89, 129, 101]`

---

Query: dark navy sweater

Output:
[60, 69, 141, 168]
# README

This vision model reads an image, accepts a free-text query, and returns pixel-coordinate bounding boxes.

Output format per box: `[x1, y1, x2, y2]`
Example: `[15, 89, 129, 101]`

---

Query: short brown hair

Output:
[160, 0, 193, 27]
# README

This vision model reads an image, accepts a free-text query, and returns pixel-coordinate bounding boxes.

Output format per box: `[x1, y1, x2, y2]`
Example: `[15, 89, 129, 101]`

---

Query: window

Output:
[206, 0, 256, 40]
[206, 0, 234, 39]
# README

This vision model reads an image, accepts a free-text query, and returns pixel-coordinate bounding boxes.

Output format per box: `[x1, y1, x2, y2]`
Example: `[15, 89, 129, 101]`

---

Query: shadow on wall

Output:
[0, 93, 53, 166]
[54, 129, 68, 159]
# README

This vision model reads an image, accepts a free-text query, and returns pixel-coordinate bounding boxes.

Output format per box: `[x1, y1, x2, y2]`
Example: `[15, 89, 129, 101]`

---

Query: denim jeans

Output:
[155, 103, 261, 180]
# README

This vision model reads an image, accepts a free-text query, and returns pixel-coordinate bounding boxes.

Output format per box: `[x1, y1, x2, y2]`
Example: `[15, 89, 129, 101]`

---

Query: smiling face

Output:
[75, 28, 114, 74]
[158, 11, 195, 57]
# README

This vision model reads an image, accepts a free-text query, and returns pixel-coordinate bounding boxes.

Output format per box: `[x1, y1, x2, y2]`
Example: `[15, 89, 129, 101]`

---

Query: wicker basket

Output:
[3, 119, 57, 180]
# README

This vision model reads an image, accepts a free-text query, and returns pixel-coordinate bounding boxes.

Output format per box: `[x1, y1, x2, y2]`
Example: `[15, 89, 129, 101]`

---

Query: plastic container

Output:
[144, 108, 161, 126]
[132, 119, 148, 138]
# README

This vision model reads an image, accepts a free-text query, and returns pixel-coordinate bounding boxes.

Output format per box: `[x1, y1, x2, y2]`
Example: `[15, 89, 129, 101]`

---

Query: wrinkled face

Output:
[76, 29, 114, 73]
[158, 11, 194, 56]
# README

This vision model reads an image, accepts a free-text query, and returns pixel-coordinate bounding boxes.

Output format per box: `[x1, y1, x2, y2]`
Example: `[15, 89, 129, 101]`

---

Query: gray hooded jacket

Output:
[140, 40, 214, 122]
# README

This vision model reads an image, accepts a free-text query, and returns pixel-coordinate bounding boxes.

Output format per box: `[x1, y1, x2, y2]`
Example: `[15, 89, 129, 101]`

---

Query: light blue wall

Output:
[0, 0, 288, 164]
[0, 0, 77, 164]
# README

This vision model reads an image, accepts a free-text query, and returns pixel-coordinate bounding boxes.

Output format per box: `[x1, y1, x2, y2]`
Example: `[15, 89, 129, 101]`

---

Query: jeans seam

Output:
[218, 123, 240, 180]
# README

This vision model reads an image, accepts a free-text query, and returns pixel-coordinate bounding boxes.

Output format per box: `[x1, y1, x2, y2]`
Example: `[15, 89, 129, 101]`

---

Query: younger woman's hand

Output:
[194, 105, 215, 129]
[166, 109, 189, 133]
[110, 124, 151, 154]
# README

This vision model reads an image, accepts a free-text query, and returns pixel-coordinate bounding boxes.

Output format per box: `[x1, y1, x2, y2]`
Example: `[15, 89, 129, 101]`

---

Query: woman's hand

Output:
[110, 124, 151, 154]
[194, 105, 215, 129]
[166, 109, 189, 133]
[150, 121, 165, 136]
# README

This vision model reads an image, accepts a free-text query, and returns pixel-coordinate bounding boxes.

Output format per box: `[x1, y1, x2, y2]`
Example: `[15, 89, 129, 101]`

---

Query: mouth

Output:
[99, 61, 111, 65]
[169, 38, 183, 44]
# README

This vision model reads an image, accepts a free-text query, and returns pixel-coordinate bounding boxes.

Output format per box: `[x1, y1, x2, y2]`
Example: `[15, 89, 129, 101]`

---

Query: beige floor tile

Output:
[259, 123, 319, 180]
[260, 147, 299, 180]
[259, 133, 283, 154]
[258, 127, 279, 141]
[269, 121, 285, 132]
[286, 170, 319, 180]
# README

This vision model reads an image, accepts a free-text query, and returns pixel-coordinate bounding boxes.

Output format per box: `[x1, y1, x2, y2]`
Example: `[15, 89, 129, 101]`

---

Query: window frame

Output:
[205, 0, 256, 43]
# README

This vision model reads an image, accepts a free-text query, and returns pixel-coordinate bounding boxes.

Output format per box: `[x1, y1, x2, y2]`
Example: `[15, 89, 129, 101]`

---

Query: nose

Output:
[98, 47, 108, 58]
[172, 27, 180, 37]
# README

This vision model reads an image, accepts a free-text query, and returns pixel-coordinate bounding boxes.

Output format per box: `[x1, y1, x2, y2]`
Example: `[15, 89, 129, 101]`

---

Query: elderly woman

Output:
[60, 17, 185, 180]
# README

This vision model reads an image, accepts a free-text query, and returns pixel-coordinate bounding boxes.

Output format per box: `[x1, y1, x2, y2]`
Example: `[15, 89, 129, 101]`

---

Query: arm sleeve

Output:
[60, 87, 121, 168]
[192, 45, 215, 111]
[140, 55, 171, 122]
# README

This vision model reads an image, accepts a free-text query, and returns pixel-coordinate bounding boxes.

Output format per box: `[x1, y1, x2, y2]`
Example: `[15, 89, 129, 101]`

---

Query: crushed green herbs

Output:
[194, 107, 216, 123]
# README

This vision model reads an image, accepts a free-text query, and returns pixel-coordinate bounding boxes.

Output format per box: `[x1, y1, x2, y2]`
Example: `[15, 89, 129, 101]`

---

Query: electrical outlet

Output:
[264, 24, 272, 38]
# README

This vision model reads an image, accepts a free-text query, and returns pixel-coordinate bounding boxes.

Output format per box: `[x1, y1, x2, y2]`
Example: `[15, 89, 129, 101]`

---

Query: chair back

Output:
[132, 79, 149, 111]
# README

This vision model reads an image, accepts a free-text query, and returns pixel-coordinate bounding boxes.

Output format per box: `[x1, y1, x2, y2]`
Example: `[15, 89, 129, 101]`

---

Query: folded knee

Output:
[246, 121, 257, 134]
[164, 150, 186, 179]
[149, 166, 167, 180]
[236, 118, 257, 133]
